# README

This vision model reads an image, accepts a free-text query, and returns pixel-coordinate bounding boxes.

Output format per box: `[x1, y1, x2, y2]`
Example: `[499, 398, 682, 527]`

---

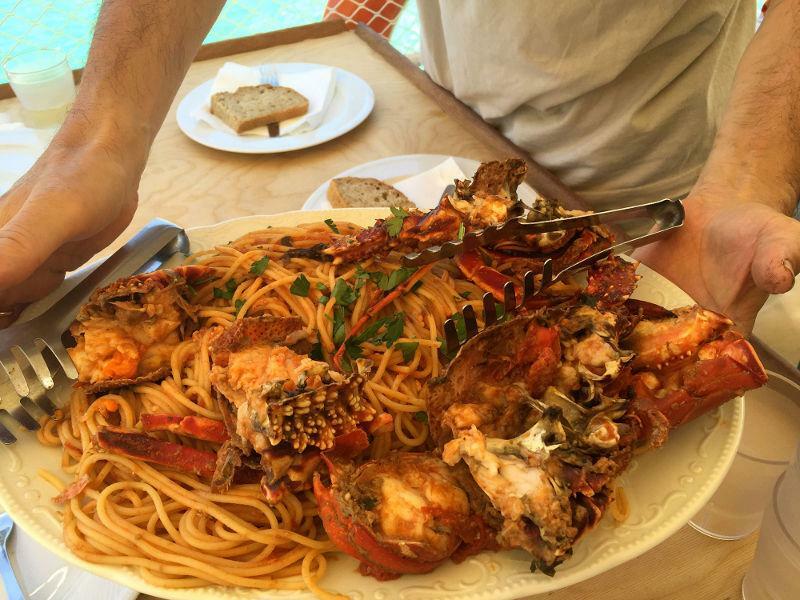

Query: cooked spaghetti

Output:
[37, 220, 491, 597]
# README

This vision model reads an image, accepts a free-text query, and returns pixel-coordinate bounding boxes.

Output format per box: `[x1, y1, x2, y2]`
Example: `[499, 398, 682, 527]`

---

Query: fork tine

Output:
[503, 282, 516, 313]
[0, 349, 28, 398]
[10, 405, 39, 431]
[13, 344, 53, 390]
[0, 420, 16, 445]
[538, 259, 554, 294]
[443, 319, 460, 352]
[35, 394, 58, 416]
[482, 292, 497, 327]
[42, 340, 78, 380]
[462, 305, 478, 340]
[522, 271, 536, 304]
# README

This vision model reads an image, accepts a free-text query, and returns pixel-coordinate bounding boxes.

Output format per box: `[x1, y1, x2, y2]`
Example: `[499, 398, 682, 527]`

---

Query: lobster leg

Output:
[96, 427, 218, 479]
[141, 414, 229, 444]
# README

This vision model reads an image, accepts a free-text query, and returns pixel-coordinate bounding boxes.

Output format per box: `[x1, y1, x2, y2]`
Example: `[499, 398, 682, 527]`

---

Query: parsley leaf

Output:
[381, 313, 405, 347]
[450, 312, 467, 341]
[309, 342, 324, 361]
[332, 305, 347, 346]
[494, 302, 508, 322]
[234, 298, 245, 315]
[354, 265, 371, 291]
[354, 313, 405, 347]
[395, 341, 419, 362]
[315, 282, 329, 292]
[324, 218, 340, 234]
[290, 274, 310, 297]
[459, 290, 472, 299]
[319, 295, 329, 305]
[249, 256, 270, 275]
[368, 267, 417, 292]
[457, 222, 466, 240]
[213, 279, 238, 300]
[385, 206, 409, 237]
[414, 411, 428, 423]
[331, 278, 358, 306]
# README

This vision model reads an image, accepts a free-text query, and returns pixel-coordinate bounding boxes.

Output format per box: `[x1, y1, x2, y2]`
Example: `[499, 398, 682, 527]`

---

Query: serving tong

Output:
[0, 219, 189, 444]
[403, 195, 686, 352]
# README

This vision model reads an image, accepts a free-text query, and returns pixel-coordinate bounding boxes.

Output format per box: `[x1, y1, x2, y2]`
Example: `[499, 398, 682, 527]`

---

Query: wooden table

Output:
[0, 24, 767, 600]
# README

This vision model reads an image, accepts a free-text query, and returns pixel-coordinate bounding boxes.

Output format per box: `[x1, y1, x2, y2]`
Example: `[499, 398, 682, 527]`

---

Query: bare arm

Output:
[0, 0, 225, 315]
[636, 0, 800, 331]
[695, 0, 800, 215]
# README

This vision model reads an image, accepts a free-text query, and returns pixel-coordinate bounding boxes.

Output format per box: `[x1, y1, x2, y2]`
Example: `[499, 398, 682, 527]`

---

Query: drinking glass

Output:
[741, 441, 800, 599]
[3, 49, 76, 128]
[689, 371, 800, 540]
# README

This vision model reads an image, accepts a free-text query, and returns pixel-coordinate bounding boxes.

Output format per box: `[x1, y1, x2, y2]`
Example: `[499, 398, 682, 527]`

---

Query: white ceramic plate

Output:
[176, 63, 374, 154]
[0, 513, 136, 600]
[302, 154, 541, 211]
[0, 209, 743, 600]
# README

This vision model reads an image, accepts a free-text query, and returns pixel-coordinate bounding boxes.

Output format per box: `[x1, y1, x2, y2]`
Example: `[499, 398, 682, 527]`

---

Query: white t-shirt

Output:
[419, 0, 756, 208]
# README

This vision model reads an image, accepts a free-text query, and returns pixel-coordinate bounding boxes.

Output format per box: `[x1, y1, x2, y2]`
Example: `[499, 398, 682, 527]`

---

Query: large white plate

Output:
[0, 209, 744, 600]
[302, 154, 541, 211]
[176, 63, 374, 154]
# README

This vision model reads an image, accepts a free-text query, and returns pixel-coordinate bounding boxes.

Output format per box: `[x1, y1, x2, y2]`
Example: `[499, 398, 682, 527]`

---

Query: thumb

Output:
[751, 212, 800, 294]
[0, 194, 76, 290]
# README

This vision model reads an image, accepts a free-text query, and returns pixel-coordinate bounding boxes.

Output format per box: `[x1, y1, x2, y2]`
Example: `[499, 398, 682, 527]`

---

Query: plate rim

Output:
[0, 209, 744, 600]
[175, 62, 375, 154]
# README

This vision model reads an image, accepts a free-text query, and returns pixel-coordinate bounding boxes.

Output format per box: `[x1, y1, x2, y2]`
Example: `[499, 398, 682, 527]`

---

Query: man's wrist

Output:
[54, 103, 153, 176]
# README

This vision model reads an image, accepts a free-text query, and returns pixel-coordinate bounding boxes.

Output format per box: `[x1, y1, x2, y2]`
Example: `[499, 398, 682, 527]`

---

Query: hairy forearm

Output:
[696, 0, 800, 215]
[57, 0, 226, 169]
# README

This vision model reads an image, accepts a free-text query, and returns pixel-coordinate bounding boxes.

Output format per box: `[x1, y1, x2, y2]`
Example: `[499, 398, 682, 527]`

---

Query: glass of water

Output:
[689, 371, 800, 539]
[741, 441, 800, 599]
[3, 49, 76, 128]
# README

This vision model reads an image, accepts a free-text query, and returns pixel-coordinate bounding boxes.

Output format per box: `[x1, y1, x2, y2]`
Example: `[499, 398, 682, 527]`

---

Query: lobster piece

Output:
[323, 159, 615, 306]
[314, 452, 494, 580]
[207, 316, 375, 499]
[317, 257, 768, 578]
[96, 426, 219, 479]
[140, 414, 229, 444]
[323, 160, 528, 265]
[68, 265, 214, 393]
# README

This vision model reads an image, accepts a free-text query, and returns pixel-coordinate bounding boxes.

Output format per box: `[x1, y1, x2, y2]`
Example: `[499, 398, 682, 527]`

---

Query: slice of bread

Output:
[327, 177, 415, 209]
[210, 84, 309, 133]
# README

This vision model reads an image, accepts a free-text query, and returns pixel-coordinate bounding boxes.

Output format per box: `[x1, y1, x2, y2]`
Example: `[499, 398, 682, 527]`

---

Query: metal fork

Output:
[438, 198, 685, 352]
[0, 219, 189, 444]
[260, 65, 281, 137]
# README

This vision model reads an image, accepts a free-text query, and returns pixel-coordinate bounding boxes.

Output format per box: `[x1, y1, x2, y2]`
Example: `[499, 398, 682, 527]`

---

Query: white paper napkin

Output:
[193, 62, 337, 137]
[0, 113, 55, 194]
[393, 157, 467, 209]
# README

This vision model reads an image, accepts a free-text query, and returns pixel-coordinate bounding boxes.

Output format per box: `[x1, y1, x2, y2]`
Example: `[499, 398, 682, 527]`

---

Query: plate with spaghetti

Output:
[0, 164, 761, 600]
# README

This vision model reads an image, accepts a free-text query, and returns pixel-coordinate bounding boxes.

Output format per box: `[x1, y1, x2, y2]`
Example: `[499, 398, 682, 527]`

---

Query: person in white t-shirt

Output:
[0, 0, 798, 331]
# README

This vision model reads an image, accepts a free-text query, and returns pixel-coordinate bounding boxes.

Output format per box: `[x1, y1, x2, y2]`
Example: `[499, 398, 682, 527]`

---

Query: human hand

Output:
[633, 192, 800, 333]
[0, 134, 140, 316]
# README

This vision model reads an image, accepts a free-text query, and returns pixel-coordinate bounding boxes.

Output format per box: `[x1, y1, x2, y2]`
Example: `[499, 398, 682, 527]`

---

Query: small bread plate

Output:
[176, 63, 374, 154]
[302, 154, 540, 211]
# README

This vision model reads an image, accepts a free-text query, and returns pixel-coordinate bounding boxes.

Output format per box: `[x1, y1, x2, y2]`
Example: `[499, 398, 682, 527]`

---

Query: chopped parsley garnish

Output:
[324, 218, 340, 234]
[213, 279, 238, 300]
[319, 295, 329, 305]
[385, 206, 409, 237]
[353, 312, 405, 347]
[331, 278, 358, 306]
[309, 342, 324, 361]
[234, 299, 245, 315]
[457, 222, 466, 240]
[450, 312, 467, 340]
[249, 255, 270, 275]
[332, 305, 347, 346]
[374, 267, 417, 292]
[289, 274, 310, 297]
[395, 341, 419, 362]
[315, 282, 329, 292]
[494, 302, 508, 322]
[414, 411, 428, 423]
[459, 290, 471, 299]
